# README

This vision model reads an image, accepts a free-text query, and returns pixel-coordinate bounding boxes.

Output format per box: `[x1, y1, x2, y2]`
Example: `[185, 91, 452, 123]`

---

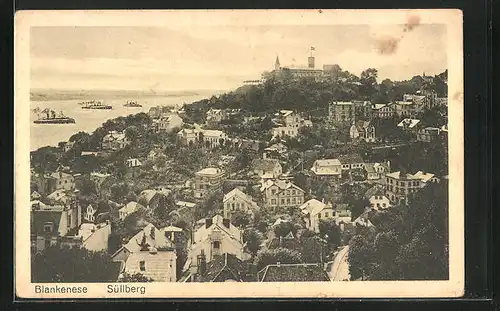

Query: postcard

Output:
[15, 9, 464, 298]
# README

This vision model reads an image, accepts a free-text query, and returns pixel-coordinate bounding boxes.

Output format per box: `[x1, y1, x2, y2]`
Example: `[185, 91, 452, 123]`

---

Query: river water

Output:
[30, 95, 207, 151]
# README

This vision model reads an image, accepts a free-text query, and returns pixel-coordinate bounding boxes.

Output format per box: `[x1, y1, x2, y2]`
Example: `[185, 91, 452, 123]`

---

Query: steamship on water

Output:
[33, 108, 75, 124]
[123, 100, 142, 107]
[79, 100, 113, 110]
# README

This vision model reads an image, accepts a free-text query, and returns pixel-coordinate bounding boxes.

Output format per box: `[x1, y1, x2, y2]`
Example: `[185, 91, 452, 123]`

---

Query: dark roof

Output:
[338, 154, 364, 165]
[199, 253, 247, 282]
[31, 210, 62, 236]
[252, 159, 281, 171]
[364, 185, 385, 199]
[258, 263, 330, 282]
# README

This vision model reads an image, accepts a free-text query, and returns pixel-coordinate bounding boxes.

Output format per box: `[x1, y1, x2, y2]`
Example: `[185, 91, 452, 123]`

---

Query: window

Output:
[271, 189, 277, 195]
[377, 203, 380, 208]
[43, 223, 53, 233]
[318, 213, 322, 219]
[231, 203, 235, 210]
[281, 199, 285, 205]
[213, 241, 220, 249]
[292, 197, 296, 204]
[271, 199, 276, 205]
[286, 198, 290, 204]
[139, 261, 146, 271]
[382, 203, 387, 207]
[292, 190, 296, 195]
[286, 190, 290, 196]
[44, 238, 51, 249]
[325, 212, 329, 217]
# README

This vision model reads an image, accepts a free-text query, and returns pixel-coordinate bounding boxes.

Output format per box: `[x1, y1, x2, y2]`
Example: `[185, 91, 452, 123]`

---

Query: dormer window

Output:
[213, 241, 220, 249]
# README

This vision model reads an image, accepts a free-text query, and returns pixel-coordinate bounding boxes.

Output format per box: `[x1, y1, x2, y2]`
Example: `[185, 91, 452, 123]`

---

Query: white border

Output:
[15, 9, 464, 298]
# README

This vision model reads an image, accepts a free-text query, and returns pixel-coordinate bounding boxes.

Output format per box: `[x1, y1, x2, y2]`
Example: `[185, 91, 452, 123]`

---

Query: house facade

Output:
[371, 103, 394, 119]
[193, 168, 226, 199]
[384, 170, 439, 204]
[310, 159, 342, 178]
[252, 158, 283, 179]
[260, 179, 305, 210]
[328, 101, 355, 123]
[349, 120, 376, 142]
[102, 131, 130, 150]
[417, 127, 442, 142]
[50, 171, 76, 191]
[158, 113, 184, 132]
[113, 224, 177, 282]
[270, 110, 312, 138]
[30, 200, 82, 252]
[188, 215, 245, 271]
[299, 199, 335, 233]
[223, 188, 260, 219]
[338, 154, 365, 171]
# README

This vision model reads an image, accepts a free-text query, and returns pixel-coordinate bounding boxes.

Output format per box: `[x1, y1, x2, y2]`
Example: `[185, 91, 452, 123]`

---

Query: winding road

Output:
[329, 245, 350, 281]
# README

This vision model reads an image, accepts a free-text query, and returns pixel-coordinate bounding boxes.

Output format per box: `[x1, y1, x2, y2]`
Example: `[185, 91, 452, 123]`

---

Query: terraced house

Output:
[260, 179, 305, 210]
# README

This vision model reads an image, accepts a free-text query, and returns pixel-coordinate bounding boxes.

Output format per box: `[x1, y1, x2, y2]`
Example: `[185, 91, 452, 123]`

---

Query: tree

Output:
[318, 219, 342, 249]
[273, 221, 296, 237]
[31, 245, 119, 282]
[243, 228, 264, 257]
[154, 154, 167, 170]
[230, 209, 251, 228]
[118, 272, 154, 282]
[124, 125, 140, 142]
[254, 247, 302, 271]
[347, 182, 448, 281]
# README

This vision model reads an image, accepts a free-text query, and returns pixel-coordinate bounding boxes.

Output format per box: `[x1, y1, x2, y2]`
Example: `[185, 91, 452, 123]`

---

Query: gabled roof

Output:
[260, 179, 305, 193]
[252, 159, 281, 171]
[264, 143, 288, 153]
[397, 118, 421, 129]
[199, 253, 247, 282]
[354, 120, 371, 131]
[196, 167, 224, 176]
[123, 223, 174, 253]
[412, 171, 437, 182]
[137, 190, 161, 206]
[364, 185, 385, 199]
[126, 158, 142, 167]
[258, 263, 330, 282]
[353, 216, 375, 228]
[119, 201, 144, 214]
[338, 154, 364, 165]
[299, 199, 327, 215]
[223, 188, 257, 206]
[31, 191, 41, 200]
[31, 208, 63, 236]
[194, 215, 242, 244]
[175, 201, 196, 208]
[161, 225, 183, 232]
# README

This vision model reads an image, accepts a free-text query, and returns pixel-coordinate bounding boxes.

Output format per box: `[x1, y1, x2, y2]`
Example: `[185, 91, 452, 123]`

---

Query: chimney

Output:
[222, 218, 231, 229]
[387, 160, 391, 172]
[205, 218, 213, 229]
[197, 250, 207, 276]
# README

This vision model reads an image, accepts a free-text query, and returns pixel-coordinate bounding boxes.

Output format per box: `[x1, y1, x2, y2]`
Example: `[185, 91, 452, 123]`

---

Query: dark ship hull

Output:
[81, 105, 113, 110]
[123, 103, 142, 107]
[34, 117, 75, 124]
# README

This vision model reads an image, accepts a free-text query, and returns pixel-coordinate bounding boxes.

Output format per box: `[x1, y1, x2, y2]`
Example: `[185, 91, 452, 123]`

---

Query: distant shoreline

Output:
[30, 88, 225, 102]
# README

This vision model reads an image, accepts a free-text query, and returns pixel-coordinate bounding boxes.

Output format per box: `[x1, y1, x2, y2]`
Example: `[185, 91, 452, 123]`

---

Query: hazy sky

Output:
[30, 24, 447, 91]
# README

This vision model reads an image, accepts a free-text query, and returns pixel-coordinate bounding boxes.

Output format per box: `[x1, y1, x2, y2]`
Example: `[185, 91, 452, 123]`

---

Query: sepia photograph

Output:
[15, 9, 464, 298]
